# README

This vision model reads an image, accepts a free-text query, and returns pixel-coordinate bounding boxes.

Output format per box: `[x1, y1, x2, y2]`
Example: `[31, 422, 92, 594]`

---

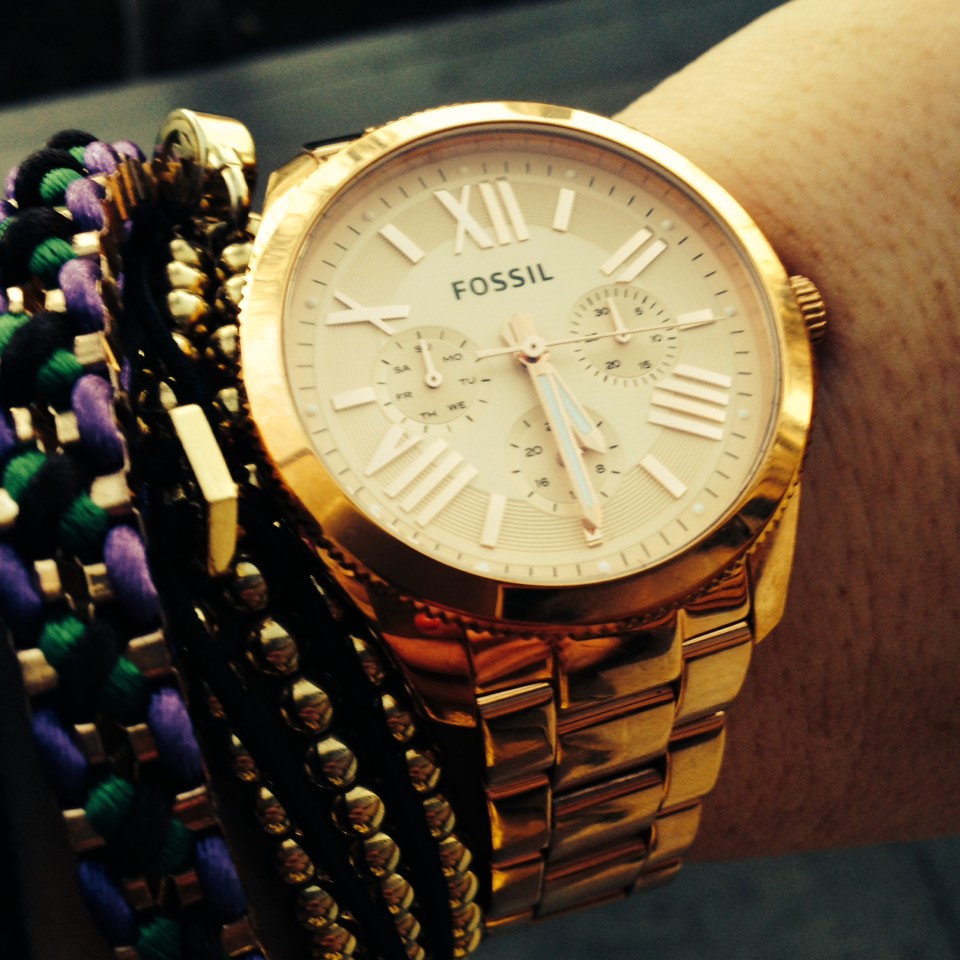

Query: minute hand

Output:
[522, 356, 603, 533]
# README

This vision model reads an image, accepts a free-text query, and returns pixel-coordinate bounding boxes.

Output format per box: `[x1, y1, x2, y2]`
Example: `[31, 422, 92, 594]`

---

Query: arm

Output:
[616, 0, 960, 858]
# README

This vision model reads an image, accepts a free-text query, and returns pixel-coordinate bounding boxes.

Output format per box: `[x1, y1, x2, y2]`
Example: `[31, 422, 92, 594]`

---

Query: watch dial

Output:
[279, 120, 781, 587]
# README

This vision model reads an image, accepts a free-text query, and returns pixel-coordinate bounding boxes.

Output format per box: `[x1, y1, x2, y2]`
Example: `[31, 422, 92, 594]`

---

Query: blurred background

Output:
[2, 1, 959, 958]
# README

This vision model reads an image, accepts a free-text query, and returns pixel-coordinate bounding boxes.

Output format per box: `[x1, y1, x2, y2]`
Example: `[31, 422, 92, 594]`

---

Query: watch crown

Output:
[789, 275, 827, 343]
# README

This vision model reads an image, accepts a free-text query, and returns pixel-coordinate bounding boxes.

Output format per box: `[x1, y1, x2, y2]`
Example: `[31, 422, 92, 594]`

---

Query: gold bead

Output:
[451, 901, 483, 938]
[333, 786, 385, 837]
[247, 617, 299, 675]
[253, 787, 290, 837]
[309, 921, 358, 958]
[229, 556, 269, 612]
[447, 870, 479, 908]
[406, 748, 441, 794]
[205, 323, 239, 370]
[352, 634, 385, 686]
[437, 835, 472, 877]
[393, 909, 421, 942]
[281, 677, 334, 735]
[380, 872, 415, 912]
[276, 837, 316, 885]
[382, 693, 416, 743]
[219, 240, 253, 277]
[306, 738, 357, 790]
[227, 734, 260, 783]
[355, 832, 400, 878]
[296, 883, 340, 929]
[422, 793, 456, 839]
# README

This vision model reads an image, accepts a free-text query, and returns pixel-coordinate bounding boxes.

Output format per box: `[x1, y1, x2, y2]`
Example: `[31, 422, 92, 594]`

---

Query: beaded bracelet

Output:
[117, 138, 485, 959]
[0, 132, 266, 960]
[0, 120, 485, 960]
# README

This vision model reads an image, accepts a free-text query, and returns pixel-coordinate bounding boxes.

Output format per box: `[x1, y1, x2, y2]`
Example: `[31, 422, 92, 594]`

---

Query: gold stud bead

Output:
[333, 785, 386, 837]
[227, 734, 260, 783]
[309, 922, 359, 958]
[422, 794, 456, 839]
[228, 556, 269, 612]
[405, 748, 441, 794]
[437, 835, 472, 876]
[296, 883, 341, 929]
[789, 274, 827, 343]
[306, 738, 358, 790]
[276, 837, 316, 885]
[382, 694, 416, 743]
[380, 872, 415, 912]
[281, 677, 334, 735]
[253, 786, 290, 837]
[447, 870, 479, 908]
[355, 832, 401, 878]
[247, 617, 300, 675]
[352, 634, 386, 686]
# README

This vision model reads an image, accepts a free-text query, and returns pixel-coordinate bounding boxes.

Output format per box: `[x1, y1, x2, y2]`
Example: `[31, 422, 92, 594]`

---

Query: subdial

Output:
[570, 286, 678, 384]
[508, 408, 622, 517]
[377, 327, 485, 425]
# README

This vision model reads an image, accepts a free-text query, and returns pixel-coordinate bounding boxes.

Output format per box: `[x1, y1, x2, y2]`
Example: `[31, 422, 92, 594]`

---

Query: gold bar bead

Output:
[18, 648, 58, 696]
[124, 631, 173, 678]
[219, 916, 260, 957]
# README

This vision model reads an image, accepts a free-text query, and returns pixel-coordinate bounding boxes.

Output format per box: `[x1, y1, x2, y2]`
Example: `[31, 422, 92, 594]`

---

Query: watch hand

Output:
[476, 314, 717, 359]
[502, 313, 605, 452]
[607, 298, 632, 344]
[508, 314, 603, 534]
[416, 332, 443, 388]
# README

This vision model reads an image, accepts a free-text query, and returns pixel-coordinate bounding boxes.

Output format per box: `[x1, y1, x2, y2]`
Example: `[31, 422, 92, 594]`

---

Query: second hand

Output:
[475, 315, 716, 359]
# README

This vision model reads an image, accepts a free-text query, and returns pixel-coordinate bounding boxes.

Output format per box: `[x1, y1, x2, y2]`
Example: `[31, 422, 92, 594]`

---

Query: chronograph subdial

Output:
[508, 408, 622, 518]
[377, 326, 486, 425]
[571, 286, 678, 384]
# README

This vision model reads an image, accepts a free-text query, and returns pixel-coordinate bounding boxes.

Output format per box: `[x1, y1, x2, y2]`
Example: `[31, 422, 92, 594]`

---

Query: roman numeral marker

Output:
[647, 364, 732, 441]
[600, 228, 667, 282]
[326, 292, 410, 335]
[375, 436, 477, 525]
[365, 425, 422, 475]
[435, 179, 529, 253]
[379, 223, 424, 264]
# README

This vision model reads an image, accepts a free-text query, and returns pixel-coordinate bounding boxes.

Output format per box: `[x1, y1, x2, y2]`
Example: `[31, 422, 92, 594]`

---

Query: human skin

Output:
[616, 0, 960, 859]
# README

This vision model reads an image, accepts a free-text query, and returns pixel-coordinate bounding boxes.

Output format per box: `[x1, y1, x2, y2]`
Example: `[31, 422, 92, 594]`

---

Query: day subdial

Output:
[377, 326, 485, 425]
[571, 286, 678, 384]
[508, 408, 622, 517]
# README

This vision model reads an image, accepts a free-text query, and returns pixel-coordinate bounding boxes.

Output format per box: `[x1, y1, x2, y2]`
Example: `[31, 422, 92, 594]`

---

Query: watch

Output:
[157, 101, 824, 930]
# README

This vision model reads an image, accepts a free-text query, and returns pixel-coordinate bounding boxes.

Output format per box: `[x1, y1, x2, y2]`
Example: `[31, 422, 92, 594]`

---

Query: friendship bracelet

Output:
[2, 117, 487, 960]
[0, 133, 265, 960]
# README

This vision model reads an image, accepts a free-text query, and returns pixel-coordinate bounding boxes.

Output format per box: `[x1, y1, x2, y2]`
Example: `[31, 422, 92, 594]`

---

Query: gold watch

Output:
[163, 101, 823, 928]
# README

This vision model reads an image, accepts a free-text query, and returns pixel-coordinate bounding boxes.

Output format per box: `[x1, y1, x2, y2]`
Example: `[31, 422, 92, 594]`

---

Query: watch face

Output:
[241, 103, 812, 624]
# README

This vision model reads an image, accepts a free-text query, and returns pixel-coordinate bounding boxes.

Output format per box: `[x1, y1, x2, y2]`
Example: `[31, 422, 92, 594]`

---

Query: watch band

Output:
[367, 564, 754, 926]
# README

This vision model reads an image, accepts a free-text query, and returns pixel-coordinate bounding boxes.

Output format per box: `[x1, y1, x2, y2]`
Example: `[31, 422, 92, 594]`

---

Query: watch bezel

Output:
[239, 100, 814, 628]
